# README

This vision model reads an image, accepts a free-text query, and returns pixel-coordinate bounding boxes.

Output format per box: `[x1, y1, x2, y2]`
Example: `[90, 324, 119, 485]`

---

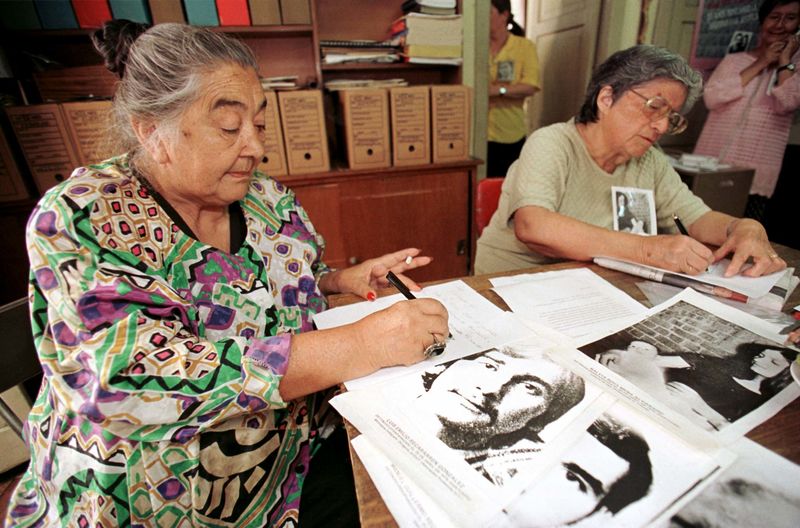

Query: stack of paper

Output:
[390, 12, 463, 64]
[319, 273, 800, 527]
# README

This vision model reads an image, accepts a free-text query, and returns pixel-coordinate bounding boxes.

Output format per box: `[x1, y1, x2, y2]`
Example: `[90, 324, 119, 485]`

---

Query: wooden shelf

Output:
[321, 62, 458, 72]
[211, 25, 314, 37]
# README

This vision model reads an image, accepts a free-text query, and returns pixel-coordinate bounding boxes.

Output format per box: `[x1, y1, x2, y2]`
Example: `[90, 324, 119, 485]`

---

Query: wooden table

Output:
[330, 245, 800, 527]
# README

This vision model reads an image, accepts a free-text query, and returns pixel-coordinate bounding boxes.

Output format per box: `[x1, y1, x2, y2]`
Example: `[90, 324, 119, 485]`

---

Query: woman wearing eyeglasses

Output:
[475, 45, 785, 278]
[694, 0, 800, 222]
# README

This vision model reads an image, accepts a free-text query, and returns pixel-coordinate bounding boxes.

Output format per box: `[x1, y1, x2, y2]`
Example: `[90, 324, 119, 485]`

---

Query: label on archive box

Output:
[61, 100, 116, 166]
[258, 90, 288, 176]
[431, 85, 471, 163]
[5, 104, 80, 194]
[390, 85, 430, 166]
[340, 88, 390, 170]
[278, 90, 330, 175]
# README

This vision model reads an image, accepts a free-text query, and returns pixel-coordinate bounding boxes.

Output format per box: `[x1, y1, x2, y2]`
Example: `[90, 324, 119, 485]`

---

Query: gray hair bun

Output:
[91, 19, 150, 79]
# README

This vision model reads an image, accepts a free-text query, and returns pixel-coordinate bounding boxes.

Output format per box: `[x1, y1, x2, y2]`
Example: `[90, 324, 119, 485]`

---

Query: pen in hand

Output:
[672, 214, 689, 236]
[673, 214, 710, 272]
[386, 270, 416, 301]
[385, 271, 452, 340]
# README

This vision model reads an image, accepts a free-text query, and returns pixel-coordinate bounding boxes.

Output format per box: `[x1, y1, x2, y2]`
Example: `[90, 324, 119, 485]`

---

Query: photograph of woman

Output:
[580, 302, 799, 433]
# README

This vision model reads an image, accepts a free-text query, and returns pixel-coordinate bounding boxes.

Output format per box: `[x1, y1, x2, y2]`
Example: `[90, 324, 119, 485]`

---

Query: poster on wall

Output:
[690, 0, 760, 72]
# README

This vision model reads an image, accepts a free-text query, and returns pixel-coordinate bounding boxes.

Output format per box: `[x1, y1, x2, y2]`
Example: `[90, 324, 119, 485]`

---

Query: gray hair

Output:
[93, 22, 258, 154]
[576, 45, 702, 124]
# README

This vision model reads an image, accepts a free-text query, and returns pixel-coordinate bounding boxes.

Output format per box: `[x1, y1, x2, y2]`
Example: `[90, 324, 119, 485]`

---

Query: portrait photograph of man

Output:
[494, 402, 726, 528]
[411, 346, 589, 485]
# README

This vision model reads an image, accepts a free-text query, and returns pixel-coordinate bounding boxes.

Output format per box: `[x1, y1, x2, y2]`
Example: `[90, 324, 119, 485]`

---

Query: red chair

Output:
[475, 177, 504, 236]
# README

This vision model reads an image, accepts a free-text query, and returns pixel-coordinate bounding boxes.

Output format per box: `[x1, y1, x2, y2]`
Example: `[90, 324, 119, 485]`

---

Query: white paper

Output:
[314, 280, 536, 390]
[350, 435, 458, 528]
[491, 268, 647, 341]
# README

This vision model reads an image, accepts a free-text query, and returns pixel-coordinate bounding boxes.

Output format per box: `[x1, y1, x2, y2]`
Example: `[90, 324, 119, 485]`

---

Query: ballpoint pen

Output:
[385, 271, 450, 356]
[673, 214, 710, 272]
[673, 214, 689, 236]
[385, 270, 416, 301]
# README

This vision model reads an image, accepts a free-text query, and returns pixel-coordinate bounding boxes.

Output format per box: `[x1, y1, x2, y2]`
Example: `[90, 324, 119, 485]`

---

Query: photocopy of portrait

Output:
[611, 187, 655, 235]
[413, 346, 588, 486]
[670, 438, 800, 528]
[579, 300, 798, 433]
[495, 402, 722, 528]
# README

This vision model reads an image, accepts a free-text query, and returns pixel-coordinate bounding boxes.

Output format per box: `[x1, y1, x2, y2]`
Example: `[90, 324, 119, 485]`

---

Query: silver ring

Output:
[768, 253, 779, 260]
[424, 335, 446, 358]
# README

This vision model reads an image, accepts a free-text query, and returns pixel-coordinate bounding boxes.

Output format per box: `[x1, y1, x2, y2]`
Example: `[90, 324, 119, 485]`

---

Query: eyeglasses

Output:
[628, 89, 688, 135]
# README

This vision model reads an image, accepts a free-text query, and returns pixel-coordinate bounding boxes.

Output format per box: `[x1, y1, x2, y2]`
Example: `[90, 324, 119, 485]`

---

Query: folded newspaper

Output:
[594, 257, 797, 311]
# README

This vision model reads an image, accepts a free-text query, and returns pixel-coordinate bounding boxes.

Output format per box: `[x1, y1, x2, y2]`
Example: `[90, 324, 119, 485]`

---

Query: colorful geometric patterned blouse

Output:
[6, 155, 332, 527]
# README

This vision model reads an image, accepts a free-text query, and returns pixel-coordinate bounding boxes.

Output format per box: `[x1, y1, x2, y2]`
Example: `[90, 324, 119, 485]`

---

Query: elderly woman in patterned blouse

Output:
[6, 21, 448, 527]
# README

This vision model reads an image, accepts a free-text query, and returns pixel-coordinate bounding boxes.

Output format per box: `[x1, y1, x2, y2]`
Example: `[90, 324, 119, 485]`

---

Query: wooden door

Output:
[642, 0, 699, 59]
[524, 0, 602, 131]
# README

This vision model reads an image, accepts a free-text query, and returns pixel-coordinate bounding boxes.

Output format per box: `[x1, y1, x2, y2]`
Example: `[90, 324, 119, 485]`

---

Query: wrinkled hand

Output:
[354, 298, 449, 370]
[713, 219, 786, 277]
[321, 248, 432, 300]
[640, 235, 714, 275]
[761, 41, 787, 66]
[779, 34, 800, 64]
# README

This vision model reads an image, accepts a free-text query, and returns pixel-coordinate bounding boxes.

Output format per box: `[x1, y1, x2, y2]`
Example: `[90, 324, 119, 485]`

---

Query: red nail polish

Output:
[367, 292, 376, 301]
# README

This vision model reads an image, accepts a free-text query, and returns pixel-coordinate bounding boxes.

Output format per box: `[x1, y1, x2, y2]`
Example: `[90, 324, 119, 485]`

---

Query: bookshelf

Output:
[0, 0, 475, 294]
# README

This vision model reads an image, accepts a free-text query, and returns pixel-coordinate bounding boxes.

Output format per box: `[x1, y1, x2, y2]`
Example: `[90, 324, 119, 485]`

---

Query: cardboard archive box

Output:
[278, 90, 330, 175]
[431, 85, 471, 163]
[5, 104, 81, 194]
[390, 85, 430, 166]
[257, 90, 289, 176]
[339, 88, 391, 170]
[60, 100, 117, 166]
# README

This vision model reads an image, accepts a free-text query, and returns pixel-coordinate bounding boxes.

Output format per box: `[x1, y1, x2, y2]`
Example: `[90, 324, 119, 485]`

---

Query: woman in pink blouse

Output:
[694, 0, 800, 221]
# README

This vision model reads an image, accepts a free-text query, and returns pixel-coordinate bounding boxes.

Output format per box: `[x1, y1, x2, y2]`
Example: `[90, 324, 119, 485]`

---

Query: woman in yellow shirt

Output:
[488, 0, 541, 177]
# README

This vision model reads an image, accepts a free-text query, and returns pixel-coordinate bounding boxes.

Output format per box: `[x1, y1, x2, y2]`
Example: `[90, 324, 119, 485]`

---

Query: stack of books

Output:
[390, 11, 463, 65]
[320, 39, 401, 65]
[401, 0, 457, 16]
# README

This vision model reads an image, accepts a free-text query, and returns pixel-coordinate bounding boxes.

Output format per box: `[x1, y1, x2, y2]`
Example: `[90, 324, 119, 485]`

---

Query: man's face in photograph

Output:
[523, 432, 630, 524]
[424, 351, 569, 441]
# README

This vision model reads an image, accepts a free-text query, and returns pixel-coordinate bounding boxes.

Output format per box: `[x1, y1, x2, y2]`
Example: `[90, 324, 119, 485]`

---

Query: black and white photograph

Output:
[494, 402, 725, 528]
[611, 187, 656, 235]
[411, 346, 591, 486]
[330, 340, 607, 526]
[579, 298, 799, 434]
[670, 438, 800, 528]
[727, 30, 753, 53]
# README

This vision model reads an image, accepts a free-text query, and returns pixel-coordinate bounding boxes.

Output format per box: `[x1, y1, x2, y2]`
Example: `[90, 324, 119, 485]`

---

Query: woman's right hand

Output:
[355, 298, 450, 371]
[760, 40, 788, 66]
[639, 234, 714, 275]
